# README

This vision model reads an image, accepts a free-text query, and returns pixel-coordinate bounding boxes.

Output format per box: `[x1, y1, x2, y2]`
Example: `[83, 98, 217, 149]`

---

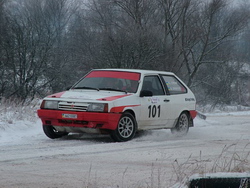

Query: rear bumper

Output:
[190, 110, 197, 119]
[37, 109, 121, 130]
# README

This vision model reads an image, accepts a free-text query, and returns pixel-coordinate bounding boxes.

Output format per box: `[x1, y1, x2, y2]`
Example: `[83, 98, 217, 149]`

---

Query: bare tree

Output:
[40, 0, 78, 93]
[183, 0, 250, 86]
[157, 0, 193, 71]
[156, 0, 250, 87]
[73, 0, 161, 69]
[113, 0, 161, 69]
[1, 0, 76, 101]
[0, 0, 6, 97]
[1, 0, 250, 106]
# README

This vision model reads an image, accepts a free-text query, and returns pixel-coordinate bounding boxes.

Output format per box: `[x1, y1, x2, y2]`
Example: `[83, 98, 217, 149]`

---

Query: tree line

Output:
[0, 0, 250, 106]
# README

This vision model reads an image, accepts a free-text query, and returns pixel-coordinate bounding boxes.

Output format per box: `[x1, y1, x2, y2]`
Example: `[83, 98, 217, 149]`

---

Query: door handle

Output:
[164, 99, 170, 102]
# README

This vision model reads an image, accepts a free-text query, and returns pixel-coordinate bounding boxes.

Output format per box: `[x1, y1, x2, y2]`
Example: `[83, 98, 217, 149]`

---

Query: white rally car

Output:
[37, 69, 197, 142]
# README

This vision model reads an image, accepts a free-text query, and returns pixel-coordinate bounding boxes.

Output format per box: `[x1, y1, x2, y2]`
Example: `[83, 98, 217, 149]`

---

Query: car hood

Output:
[46, 90, 132, 101]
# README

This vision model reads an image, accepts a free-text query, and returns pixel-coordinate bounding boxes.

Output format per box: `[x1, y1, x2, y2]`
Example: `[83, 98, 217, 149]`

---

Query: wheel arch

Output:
[123, 109, 136, 119]
[110, 110, 137, 142]
[181, 110, 194, 127]
[174, 110, 194, 128]
[122, 109, 138, 130]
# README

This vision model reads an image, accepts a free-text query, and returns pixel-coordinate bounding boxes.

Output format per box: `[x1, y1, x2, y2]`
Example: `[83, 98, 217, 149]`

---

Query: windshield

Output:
[73, 70, 141, 93]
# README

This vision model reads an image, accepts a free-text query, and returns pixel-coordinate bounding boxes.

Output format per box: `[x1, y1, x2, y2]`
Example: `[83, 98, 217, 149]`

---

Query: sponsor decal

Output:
[148, 97, 160, 104]
[185, 98, 195, 102]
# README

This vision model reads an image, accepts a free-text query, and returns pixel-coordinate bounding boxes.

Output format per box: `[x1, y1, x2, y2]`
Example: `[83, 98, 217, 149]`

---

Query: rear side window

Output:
[162, 75, 187, 94]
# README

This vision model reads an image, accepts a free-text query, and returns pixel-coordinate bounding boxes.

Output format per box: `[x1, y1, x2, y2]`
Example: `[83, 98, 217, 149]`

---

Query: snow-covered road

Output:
[0, 112, 249, 188]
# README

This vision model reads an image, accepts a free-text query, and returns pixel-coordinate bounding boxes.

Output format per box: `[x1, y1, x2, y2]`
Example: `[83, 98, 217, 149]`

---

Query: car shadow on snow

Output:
[55, 129, 189, 143]
[57, 131, 160, 143]
[58, 133, 114, 143]
[134, 129, 192, 142]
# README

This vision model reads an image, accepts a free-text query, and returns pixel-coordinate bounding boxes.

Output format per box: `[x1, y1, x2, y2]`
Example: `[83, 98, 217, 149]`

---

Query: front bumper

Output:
[37, 109, 121, 130]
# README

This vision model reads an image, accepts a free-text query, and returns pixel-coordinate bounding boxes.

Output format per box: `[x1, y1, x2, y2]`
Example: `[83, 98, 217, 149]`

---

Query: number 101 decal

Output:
[148, 105, 161, 118]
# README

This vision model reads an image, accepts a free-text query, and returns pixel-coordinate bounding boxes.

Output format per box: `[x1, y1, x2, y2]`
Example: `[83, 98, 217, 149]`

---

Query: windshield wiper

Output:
[73, 86, 99, 91]
[99, 88, 127, 93]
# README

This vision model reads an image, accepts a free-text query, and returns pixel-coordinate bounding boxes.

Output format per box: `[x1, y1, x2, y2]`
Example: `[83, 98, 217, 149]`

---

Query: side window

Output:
[142, 76, 165, 96]
[162, 75, 187, 94]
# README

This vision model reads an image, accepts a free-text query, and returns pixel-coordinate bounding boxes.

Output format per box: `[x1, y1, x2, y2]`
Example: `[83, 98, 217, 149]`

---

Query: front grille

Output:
[58, 101, 88, 111]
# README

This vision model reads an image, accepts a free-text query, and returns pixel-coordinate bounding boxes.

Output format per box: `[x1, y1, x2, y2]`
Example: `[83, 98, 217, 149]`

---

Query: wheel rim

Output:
[118, 116, 134, 138]
[178, 113, 189, 132]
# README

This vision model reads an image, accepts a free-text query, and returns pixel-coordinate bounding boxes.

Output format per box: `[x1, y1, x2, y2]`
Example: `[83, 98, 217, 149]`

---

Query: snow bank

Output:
[0, 99, 42, 145]
[0, 102, 249, 188]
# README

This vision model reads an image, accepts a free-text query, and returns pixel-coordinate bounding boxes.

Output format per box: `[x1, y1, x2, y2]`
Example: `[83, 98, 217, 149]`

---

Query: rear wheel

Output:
[110, 112, 137, 142]
[43, 125, 68, 139]
[171, 112, 190, 136]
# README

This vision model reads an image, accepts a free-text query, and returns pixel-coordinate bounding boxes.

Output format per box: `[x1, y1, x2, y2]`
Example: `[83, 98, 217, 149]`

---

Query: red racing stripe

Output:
[97, 94, 131, 101]
[47, 91, 65, 98]
[110, 105, 140, 113]
[86, 71, 140, 80]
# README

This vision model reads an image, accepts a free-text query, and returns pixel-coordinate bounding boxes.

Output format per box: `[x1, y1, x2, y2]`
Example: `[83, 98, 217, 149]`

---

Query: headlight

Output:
[87, 103, 108, 112]
[41, 100, 58, 109]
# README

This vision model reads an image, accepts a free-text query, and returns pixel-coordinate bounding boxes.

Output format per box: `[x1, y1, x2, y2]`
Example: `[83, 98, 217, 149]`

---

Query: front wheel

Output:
[171, 112, 190, 136]
[110, 112, 137, 142]
[43, 125, 68, 139]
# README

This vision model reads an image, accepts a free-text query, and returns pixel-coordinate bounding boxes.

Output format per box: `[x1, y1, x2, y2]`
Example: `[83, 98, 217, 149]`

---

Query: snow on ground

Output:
[0, 106, 250, 187]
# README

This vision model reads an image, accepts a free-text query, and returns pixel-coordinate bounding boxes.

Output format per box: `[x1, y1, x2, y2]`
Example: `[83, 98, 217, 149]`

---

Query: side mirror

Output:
[140, 90, 153, 97]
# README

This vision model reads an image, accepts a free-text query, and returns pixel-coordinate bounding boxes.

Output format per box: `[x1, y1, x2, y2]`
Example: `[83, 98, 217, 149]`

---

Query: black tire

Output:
[43, 125, 68, 139]
[110, 112, 137, 142]
[171, 112, 190, 136]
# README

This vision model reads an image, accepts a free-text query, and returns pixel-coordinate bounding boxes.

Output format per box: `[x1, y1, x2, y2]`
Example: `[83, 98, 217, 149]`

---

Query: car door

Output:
[138, 75, 170, 129]
[160, 74, 192, 127]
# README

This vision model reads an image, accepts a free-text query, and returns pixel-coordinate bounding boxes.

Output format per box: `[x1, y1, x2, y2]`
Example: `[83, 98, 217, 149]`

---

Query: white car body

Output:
[37, 69, 197, 141]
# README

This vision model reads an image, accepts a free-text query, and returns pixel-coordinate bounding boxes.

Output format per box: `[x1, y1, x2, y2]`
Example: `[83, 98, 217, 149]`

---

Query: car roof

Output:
[93, 68, 175, 76]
